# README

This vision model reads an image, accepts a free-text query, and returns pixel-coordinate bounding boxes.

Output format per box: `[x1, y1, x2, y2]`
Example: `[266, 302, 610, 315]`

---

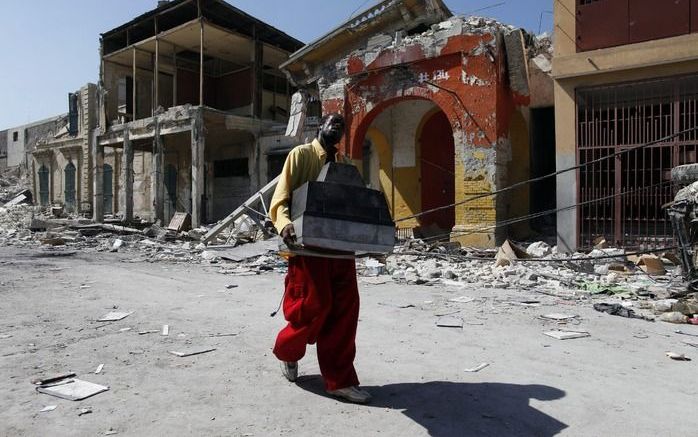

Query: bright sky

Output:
[0, 0, 553, 130]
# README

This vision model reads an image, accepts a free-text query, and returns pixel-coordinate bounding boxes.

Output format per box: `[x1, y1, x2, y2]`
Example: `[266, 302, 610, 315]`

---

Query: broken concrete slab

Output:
[544, 331, 590, 340]
[495, 240, 530, 267]
[97, 311, 133, 322]
[436, 316, 464, 328]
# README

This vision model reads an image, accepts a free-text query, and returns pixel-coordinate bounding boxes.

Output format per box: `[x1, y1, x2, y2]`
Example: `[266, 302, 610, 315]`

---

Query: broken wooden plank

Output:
[202, 176, 279, 244]
[168, 348, 217, 357]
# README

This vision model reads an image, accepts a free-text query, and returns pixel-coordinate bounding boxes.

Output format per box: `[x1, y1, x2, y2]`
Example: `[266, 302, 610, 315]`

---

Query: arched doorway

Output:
[418, 110, 455, 234]
[64, 162, 76, 212]
[164, 164, 177, 223]
[354, 99, 455, 237]
[38, 165, 50, 206]
[103, 164, 113, 215]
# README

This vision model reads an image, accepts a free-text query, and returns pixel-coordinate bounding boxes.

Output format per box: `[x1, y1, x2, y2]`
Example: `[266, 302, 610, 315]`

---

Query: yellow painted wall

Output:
[364, 127, 421, 229]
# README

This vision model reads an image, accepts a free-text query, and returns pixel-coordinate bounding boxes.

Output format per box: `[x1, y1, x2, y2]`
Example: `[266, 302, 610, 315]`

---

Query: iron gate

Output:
[577, 75, 698, 248]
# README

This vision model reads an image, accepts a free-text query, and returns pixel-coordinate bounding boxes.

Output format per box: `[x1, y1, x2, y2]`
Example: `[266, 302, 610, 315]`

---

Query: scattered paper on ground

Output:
[36, 379, 109, 401]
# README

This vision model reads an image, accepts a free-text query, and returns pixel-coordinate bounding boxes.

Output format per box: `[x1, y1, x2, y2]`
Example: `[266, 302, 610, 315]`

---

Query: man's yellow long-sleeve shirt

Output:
[270, 139, 347, 234]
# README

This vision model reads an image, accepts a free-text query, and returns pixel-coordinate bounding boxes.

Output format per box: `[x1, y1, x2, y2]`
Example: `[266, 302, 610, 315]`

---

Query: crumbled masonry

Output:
[2, 169, 695, 325]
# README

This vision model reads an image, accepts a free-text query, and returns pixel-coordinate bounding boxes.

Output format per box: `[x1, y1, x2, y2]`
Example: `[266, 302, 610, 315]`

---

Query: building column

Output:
[93, 140, 104, 223]
[151, 119, 165, 224]
[191, 112, 205, 228]
[122, 130, 134, 222]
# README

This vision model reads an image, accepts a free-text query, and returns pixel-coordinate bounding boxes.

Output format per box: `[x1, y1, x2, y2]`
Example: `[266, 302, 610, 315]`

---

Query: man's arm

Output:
[270, 148, 301, 245]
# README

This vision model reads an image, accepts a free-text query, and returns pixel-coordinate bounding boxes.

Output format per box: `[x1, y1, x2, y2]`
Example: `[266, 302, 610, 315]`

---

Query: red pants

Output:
[273, 255, 360, 391]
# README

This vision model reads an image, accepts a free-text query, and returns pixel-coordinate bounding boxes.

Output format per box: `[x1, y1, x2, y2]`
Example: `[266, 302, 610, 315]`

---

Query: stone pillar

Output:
[152, 119, 165, 223]
[122, 130, 134, 222]
[191, 112, 205, 228]
[93, 138, 104, 223]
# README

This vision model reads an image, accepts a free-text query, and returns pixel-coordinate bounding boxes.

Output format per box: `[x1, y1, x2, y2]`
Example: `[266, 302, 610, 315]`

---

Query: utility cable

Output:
[416, 180, 671, 244]
[394, 125, 698, 223]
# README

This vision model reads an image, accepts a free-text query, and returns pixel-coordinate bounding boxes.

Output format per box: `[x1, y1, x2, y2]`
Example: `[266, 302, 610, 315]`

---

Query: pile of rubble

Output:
[357, 238, 698, 325]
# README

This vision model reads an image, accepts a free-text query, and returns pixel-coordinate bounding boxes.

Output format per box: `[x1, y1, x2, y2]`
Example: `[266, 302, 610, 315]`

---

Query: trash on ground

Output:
[636, 255, 666, 276]
[659, 312, 689, 324]
[169, 348, 217, 357]
[544, 330, 590, 340]
[540, 313, 578, 321]
[162, 325, 169, 336]
[436, 316, 464, 328]
[97, 311, 133, 322]
[94, 364, 104, 374]
[593, 303, 651, 321]
[78, 408, 93, 416]
[207, 333, 239, 337]
[448, 296, 475, 304]
[31, 372, 77, 386]
[494, 240, 530, 267]
[676, 329, 698, 337]
[36, 378, 109, 401]
[225, 284, 238, 289]
[39, 405, 57, 413]
[138, 330, 159, 335]
[464, 363, 490, 372]
[666, 352, 691, 361]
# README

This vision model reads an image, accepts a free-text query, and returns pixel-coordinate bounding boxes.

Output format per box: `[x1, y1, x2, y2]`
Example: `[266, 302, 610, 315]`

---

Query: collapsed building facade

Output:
[93, 0, 308, 228]
[553, 0, 698, 252]
[281, 0, 554, 247]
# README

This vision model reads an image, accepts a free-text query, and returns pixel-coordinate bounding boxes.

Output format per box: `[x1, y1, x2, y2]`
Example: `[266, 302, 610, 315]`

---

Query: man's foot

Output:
[327, 386, 372, 404]
[280, 361, 298, 382]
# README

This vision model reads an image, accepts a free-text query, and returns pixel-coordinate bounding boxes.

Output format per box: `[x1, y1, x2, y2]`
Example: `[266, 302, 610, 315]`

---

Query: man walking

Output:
[269, 113, 372, 404]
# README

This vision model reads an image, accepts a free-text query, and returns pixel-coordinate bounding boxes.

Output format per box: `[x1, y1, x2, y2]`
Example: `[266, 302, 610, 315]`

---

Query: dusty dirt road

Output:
[1, 245, 697, 436]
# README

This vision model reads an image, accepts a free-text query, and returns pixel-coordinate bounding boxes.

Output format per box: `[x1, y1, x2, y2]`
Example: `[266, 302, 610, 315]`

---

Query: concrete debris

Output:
[544, 331, 590, 340]
[526, 241, 552, 258]
[464, 363, 489, 373]
[97, 311, 132, 322]
[666, 352, 691, 361]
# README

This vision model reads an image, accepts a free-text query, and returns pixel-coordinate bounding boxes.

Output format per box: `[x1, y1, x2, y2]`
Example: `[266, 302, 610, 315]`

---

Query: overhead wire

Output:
[394, 125, 698, 224]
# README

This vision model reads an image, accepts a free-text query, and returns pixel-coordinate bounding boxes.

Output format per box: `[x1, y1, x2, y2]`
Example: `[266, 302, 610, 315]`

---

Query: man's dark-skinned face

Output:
[320, 115, 345, 147]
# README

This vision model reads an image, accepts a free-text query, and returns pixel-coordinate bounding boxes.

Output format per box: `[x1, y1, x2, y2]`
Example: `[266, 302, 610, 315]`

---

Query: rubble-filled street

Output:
[3, 0, 698, 435]
[2, 243, 698, 436]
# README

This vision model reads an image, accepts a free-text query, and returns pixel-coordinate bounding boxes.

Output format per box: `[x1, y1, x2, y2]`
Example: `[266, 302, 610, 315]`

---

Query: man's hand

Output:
[281, 224, 298, 248]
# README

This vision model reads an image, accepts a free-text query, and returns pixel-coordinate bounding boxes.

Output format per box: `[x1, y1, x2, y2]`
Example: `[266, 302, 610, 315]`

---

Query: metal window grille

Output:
[576, 74, 698, 249]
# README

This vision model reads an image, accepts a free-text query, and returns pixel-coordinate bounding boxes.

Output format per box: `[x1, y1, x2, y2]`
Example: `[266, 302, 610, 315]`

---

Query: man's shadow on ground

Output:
[296, 375, 567, 437]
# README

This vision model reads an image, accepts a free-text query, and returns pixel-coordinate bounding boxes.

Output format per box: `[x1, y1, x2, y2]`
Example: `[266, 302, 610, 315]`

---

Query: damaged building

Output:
[93, 0, 307, 227]
[281, 0, 554, 247]
[553, 0, 698, 251]
[30, 85, 98, 212]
